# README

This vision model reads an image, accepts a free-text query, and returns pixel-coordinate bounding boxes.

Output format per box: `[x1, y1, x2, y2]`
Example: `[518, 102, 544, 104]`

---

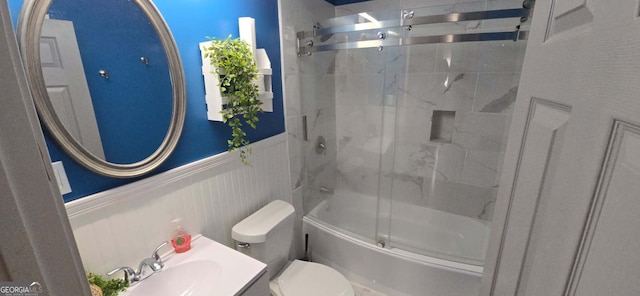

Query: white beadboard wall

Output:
[65, 134, 291, 276]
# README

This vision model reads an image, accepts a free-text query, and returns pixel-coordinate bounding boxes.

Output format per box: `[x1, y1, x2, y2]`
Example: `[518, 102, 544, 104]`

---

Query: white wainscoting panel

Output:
[66, 134, 291, 276]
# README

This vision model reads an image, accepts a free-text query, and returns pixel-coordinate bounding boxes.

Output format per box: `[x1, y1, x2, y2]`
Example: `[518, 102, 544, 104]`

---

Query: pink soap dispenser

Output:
[170, 219, 192, 253]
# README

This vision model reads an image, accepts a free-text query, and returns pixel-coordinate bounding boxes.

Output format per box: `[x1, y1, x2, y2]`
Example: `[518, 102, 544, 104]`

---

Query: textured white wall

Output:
[66, 134, 291, 277]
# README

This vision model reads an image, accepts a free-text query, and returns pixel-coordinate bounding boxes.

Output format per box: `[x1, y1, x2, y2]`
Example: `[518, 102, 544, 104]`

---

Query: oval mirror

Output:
[17, 0, 186, 178]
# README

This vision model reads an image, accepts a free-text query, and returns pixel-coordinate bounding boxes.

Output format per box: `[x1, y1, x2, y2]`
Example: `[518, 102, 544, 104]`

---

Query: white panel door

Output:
[41, 19, 105, 159]
[482, 1, 640, 295]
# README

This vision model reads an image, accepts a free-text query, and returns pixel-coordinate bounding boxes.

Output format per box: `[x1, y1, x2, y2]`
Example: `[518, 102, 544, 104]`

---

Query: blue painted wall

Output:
[8, 0, 285, 202]
[47, 0, 174, 164]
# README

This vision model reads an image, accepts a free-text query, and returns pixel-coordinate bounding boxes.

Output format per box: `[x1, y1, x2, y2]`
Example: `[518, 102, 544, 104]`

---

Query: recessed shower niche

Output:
[430, 110, 456, 144]
[295, 0, 529, 294]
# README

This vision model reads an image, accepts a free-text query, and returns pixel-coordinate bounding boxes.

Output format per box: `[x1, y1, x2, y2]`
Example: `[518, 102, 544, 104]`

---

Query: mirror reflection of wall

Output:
[44, 0, 173, 164]
[11, 0, 285, 201]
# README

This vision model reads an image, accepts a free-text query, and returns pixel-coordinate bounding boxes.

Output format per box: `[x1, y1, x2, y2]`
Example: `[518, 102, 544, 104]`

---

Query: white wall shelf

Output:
[200, 17, 273, 122]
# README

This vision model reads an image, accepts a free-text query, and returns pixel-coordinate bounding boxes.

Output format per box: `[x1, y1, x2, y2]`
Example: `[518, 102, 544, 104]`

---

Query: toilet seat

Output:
[272, 260, 354, 296]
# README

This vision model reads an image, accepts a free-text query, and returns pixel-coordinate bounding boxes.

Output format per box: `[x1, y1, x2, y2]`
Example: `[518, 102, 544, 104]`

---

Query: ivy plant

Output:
[202, 36, 263, 165]
[88, 273, 128, 296]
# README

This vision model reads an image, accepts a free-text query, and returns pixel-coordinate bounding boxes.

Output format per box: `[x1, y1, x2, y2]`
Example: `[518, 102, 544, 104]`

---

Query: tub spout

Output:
[319, 187, 335, 195]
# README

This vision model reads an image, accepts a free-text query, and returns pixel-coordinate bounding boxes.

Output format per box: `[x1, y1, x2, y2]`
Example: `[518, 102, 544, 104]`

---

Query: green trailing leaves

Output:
[88, 273, 128, 296]
[203, 36, 263, 165]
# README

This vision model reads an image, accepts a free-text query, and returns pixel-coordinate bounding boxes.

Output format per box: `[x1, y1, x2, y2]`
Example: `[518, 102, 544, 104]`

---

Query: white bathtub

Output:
[304, 190, 489, 296]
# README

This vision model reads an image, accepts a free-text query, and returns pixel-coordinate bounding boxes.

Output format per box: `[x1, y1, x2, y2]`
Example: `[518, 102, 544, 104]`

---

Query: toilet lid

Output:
[278, 260, 354, 296]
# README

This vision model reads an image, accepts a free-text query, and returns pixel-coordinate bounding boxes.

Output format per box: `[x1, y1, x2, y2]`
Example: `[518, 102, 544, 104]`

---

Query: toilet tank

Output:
[232, 200, 295, 279]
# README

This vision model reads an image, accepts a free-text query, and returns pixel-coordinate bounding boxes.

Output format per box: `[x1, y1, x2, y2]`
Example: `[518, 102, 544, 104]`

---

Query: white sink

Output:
[126, 260, 222, 296]
[121, 235, 266, 296]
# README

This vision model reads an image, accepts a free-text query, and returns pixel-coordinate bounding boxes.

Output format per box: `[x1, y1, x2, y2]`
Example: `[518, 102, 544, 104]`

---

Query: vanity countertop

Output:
[121, 234, 267, 296]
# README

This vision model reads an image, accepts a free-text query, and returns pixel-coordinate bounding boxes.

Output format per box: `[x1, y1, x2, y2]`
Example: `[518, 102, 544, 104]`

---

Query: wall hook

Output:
[98, 69, 109, 79]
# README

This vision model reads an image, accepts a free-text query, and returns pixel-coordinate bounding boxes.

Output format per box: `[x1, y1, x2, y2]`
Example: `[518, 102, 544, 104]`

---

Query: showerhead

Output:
[522, 0, 535, 9]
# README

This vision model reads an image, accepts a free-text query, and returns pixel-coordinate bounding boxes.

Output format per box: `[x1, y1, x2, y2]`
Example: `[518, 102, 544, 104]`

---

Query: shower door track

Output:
[297, 7, 531, 55]
[308, 31, 529, 52]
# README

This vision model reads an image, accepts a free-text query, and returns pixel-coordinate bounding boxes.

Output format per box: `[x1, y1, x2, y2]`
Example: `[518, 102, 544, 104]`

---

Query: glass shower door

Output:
[382, 1, 528, 266]
[373, 44, 404, 249]
[332, 45, 391, 244]
[307, 8, 405, 245]
[300, 0, 529, 266]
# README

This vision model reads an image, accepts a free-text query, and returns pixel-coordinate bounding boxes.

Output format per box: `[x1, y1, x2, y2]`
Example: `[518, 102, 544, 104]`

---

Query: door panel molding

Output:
[484, 1, 640, 294]
[546, 0, 593, 38]
[544, 0, 558, 42]
[565, 120, 640, 295]
[554, 4, 593, 34]
[39, 37, 61, 67]
[41, 19, 105, 159]
[491, 97, 571, 295]
[555, 0, 587, 16]
[556, 0, 587, 18]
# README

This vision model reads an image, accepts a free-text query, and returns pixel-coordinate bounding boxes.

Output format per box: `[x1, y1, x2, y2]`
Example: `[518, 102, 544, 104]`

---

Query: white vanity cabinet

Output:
[238, 270, 269, 296]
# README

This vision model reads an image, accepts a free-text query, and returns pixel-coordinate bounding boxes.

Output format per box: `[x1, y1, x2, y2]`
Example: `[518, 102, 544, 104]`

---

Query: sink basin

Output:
[120, 235, 267, 296]
[126, 260, 222, 296]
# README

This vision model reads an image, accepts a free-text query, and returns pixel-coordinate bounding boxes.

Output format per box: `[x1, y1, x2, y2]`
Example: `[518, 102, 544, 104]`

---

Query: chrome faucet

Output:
[138, 256, 163, 274]
[107, 241, 168, 285]
[107, 266, 138, 284]
[139, 241, 168, 273]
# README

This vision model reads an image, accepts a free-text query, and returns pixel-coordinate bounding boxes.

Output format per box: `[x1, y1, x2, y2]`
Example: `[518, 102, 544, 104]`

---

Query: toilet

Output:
[232, 200, 354, 296]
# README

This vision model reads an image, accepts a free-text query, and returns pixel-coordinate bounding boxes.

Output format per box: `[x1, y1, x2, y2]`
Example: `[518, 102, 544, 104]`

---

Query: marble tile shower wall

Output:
[333, 0, 526, 221]
[334, 47, 401, 200]
[280, 0, 337, 258]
